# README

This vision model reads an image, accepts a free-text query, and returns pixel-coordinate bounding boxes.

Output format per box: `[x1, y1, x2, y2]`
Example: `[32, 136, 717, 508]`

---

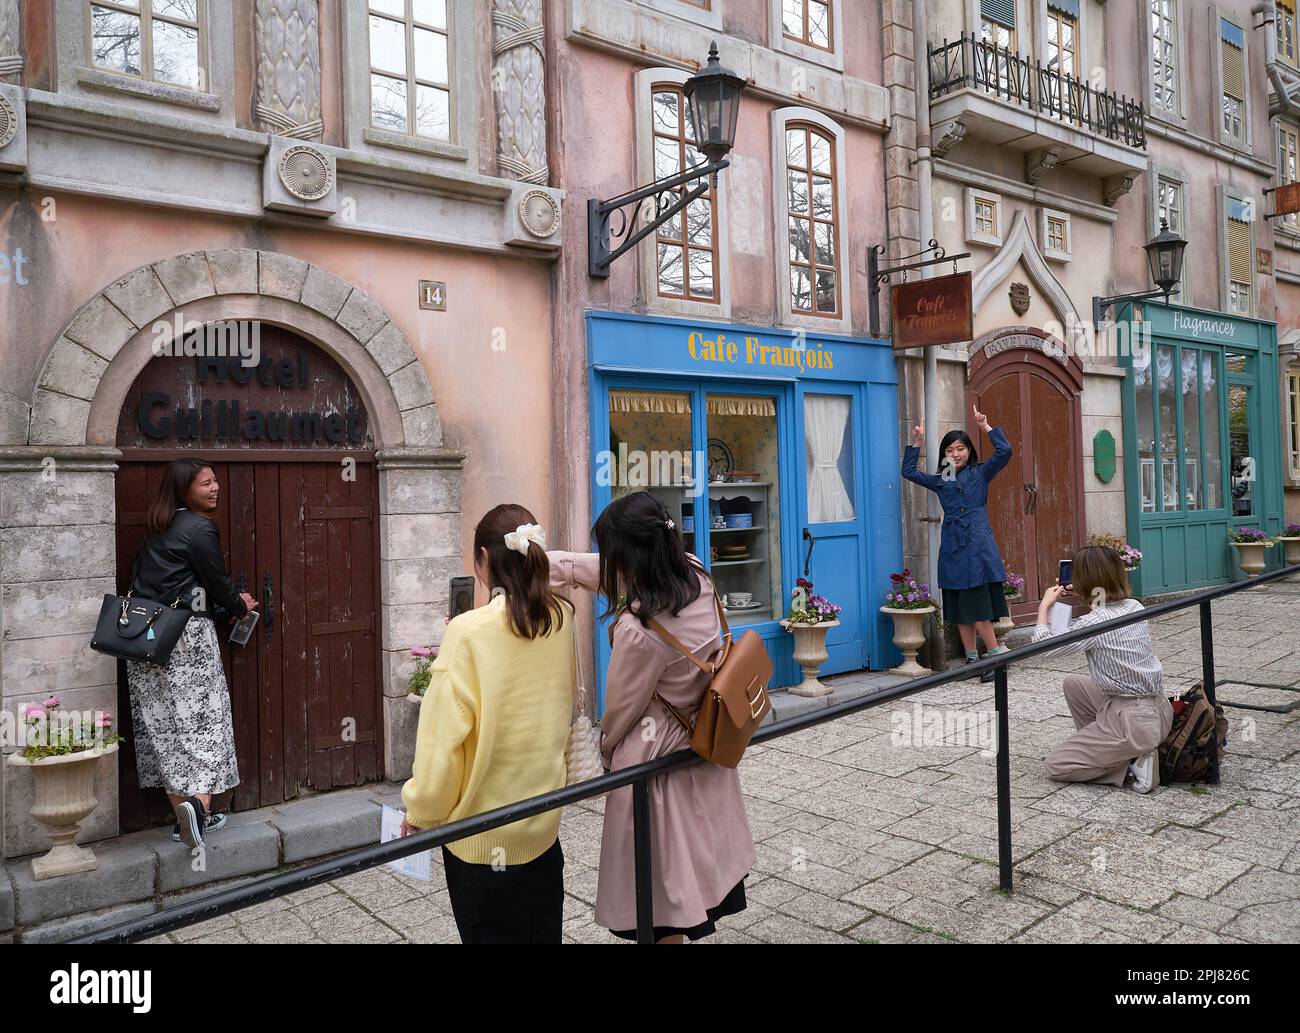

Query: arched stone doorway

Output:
[966, 326, 1086, 620]
[1, 250, 463, 855]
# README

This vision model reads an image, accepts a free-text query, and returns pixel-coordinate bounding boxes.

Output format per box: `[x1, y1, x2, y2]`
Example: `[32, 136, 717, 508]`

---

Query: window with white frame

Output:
[782, 0, 833, 52]
[88, 0, 206, 90]
[784, 122, 841, 316]
[651, 83, 719, 303]
[1039, 208, 1071, 261]
[1157, 175, 1184, 236]
[966, 188, 1002, 246]
[1279, 121, 1299, 229]
[772, 108, 850, 328]
[1150, 0, 1178, 116]
[368, 0, 451, 141]
[1279, 0, 1297, 65]
[1225, 196, 1253, 315]
[1288, 367, 1300, 476]
[1220, 18, 1248, 147]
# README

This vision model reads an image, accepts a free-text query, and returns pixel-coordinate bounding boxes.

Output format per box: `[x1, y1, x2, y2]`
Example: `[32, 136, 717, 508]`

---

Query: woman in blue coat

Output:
[902, 405, 1013, 681]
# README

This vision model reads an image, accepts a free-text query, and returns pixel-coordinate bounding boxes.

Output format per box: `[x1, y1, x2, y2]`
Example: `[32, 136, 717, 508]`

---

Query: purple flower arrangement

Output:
[883, 569, 934, 610]
[1004, 572, 1025, 598]
[787, 577, 842, 625]
[1283, 524, 1300, 537]
[1229, 527, 1277, 546]
[1086, 533, 1142, 570]
[18, 696, 124, 762]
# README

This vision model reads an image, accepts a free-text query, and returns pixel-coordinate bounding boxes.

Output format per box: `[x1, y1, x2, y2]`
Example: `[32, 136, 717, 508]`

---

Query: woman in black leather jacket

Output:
[127, 458, 257, 849]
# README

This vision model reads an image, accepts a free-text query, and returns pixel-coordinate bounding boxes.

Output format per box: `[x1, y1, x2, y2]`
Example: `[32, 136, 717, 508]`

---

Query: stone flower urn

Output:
[780, 619, 839, 697]
[993, 614, 1016, 651]
[1231, 541, 1269, 576]
[881, 606, 936, 677]
[1278, 536, 1300, 567]
[8, 744, 117, 880]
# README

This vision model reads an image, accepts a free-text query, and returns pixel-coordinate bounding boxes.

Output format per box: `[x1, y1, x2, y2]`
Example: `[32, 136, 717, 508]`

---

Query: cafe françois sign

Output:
[890, 271, 973, 350]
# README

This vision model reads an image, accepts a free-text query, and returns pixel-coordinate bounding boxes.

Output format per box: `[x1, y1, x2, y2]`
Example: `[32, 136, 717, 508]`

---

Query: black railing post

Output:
[994, 663, 1013, 892]
[632, 779, 654, 943]
[1200, 598, 1221, 785]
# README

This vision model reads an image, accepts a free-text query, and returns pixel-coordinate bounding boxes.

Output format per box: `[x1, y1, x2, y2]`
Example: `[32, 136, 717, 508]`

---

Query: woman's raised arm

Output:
[548, 551, 601, 593]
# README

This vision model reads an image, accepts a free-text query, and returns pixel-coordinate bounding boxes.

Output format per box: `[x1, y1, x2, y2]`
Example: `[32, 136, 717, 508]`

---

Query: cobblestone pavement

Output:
[152, 581, 1300, 944]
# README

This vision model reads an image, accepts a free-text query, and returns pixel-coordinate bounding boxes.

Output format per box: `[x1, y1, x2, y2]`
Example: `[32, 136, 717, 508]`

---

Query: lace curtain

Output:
[804, 395, 855, 523]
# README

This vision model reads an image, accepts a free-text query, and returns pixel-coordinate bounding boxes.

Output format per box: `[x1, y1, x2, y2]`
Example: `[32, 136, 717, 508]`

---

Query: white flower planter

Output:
[881, 606, 936, 677]
[7, 744, 118, 880]
[1278, 537, 1300, 567]
[1231, 541, 1269, 576]
[780, 619, 839, 697]
[993, 614, 1016, 651]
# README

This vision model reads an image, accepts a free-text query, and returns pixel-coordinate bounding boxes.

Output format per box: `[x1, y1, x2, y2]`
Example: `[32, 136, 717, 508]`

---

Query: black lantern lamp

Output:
[588, 42, 744, 278]
[683, 43, 745, 165]
[1092, 219, 1188, 328]
[1143, 218, 1187, 299]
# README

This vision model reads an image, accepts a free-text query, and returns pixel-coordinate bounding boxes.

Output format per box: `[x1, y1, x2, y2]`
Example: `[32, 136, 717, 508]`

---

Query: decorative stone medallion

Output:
[1009, 282, 1031, 317]
[0, 94, 16, 150]
[518, 189, 560, 238]
[277, 145, 333, 201]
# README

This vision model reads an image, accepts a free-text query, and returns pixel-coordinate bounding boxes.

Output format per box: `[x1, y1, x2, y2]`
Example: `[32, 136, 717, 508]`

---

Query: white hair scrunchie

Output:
[503, 523, 546, 556]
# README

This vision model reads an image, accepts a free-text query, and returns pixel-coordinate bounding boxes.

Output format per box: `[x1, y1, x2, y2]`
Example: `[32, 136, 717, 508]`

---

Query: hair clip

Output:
[665, 518, 676, 530]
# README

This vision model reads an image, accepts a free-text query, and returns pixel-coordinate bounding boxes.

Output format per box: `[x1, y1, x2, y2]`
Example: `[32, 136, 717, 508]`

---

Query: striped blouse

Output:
[1030, 597, 1164, 697]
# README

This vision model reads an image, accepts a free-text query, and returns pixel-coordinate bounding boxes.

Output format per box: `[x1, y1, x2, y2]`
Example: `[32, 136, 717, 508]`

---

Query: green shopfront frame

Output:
[1119, 302, 1285, 593]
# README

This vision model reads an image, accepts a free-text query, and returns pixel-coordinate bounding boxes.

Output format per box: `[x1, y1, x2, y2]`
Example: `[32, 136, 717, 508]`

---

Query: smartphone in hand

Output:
[229, 609, 260, 646]
[448, 576, 476, 619]
[1058, 560, 1073, 588]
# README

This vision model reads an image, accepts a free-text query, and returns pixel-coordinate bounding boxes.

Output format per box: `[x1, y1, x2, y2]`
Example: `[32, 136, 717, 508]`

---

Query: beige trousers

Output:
[1045, 674, 1173, 787]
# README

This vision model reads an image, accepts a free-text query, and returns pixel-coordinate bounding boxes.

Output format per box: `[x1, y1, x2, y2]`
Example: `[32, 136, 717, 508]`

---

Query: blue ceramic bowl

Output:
[724, 513, 753, 529]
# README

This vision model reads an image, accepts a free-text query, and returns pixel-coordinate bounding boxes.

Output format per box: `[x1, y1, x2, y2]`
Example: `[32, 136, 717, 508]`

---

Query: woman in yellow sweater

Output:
[400, 504, 574, 944]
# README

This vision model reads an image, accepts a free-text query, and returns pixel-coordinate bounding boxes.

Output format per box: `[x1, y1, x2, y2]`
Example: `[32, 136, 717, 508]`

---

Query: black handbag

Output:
[90, 549, 191, 665]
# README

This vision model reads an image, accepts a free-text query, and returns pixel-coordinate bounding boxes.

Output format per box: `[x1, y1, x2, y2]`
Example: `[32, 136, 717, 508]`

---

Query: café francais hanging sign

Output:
[890, 271, 973, 350]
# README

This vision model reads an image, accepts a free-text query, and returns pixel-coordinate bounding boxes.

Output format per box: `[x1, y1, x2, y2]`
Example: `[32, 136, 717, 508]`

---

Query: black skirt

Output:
[609, 877, 748, 942]
[441, 839, 564, 944]
[942, 583, 1010, 625]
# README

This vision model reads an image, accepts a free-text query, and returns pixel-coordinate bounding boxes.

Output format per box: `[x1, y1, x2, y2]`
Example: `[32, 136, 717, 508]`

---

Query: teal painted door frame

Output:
[1119, 302, 1285, 593]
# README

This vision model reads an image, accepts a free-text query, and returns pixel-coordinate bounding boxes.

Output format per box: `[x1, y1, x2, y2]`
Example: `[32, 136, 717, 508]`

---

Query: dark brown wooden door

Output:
[970, 357, 1082, 621]
[115, 460, 380, 830]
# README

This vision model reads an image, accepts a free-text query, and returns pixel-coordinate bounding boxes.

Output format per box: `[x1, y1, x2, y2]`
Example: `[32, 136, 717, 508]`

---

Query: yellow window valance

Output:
[608, 390, 692, 414]
[706, 395, 776, 417]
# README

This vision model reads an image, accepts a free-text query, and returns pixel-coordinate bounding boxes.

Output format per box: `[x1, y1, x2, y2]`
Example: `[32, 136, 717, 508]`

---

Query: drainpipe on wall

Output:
[912, 0, 942, 639]
[1253, 2, 1300, 116]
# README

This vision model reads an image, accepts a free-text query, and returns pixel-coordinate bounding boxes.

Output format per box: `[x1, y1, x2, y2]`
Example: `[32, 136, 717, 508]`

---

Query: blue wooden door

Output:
[793, 383, 868, 675]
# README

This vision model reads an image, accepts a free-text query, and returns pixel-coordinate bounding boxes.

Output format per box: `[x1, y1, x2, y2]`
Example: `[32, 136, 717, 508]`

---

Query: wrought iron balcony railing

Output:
[929, 33, 1146, 150]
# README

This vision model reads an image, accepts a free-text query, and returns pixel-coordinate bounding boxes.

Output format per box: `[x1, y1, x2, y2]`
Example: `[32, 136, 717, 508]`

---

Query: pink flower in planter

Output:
[43, 696, 61, 709]
[410, 646, 434, 658]
[95, 715, 113, 728]
[22, 704, 44, 718]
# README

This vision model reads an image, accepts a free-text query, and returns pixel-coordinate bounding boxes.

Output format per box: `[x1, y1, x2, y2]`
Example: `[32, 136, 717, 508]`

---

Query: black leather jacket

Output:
[130, 509, 248, 621]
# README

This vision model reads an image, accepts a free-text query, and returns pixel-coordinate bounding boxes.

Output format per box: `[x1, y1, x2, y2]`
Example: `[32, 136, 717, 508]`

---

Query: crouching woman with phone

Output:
[1033, 546, 1173, 794]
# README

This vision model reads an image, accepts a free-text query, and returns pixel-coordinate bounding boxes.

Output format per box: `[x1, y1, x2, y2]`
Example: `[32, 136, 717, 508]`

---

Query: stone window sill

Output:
[363, 127, 469, 163]
[76, 66, 221, 112]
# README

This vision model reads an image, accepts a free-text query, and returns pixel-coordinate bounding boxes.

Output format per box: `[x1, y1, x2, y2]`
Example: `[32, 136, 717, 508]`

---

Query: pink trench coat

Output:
[549, 552, 756, 933]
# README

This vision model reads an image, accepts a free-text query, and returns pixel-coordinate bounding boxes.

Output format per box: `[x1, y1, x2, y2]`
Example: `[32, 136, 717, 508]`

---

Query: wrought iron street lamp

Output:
[1091, 219, 1188, 327]
[588, 43, 744, 278]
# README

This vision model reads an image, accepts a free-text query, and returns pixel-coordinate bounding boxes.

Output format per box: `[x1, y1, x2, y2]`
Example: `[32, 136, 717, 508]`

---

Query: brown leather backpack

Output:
[648, 594, 773, 768]
[1158, 682, 1228, 784]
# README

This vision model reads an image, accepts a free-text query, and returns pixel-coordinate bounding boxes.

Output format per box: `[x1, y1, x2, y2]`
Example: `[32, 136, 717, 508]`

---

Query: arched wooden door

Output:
[967, 332, 1086, 620]
[113, 326, 383, 831]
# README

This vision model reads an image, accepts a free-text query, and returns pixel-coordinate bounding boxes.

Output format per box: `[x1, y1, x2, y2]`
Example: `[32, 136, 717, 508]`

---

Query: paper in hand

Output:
[1049, 602, 1073, 636]
[380, 804, 433, 882]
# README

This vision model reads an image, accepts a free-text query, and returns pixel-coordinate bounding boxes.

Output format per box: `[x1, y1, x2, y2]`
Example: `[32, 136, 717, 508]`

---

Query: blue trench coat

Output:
[901, 426, 1013, 591]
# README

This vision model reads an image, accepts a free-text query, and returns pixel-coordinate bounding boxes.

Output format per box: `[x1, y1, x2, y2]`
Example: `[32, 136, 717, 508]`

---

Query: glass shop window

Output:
[706, 394, 783, 627]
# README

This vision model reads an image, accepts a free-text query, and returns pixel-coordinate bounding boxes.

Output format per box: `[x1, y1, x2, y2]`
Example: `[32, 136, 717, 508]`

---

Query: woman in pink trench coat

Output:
[549, 491, 755, 942]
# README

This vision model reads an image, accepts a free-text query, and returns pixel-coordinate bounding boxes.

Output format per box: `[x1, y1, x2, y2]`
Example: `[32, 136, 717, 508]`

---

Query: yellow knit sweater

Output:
[401, 594, 574, 865]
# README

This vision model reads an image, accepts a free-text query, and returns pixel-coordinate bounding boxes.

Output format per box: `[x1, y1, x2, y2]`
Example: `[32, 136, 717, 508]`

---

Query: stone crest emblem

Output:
[0, 94, 16, 150]
[1009, 282, 1031, 316]
[277, 145, 333, 201]
[518, 189, 561, 238]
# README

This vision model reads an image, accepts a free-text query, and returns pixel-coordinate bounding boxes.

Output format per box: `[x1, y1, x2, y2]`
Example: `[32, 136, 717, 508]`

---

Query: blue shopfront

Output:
[586, 310, 905, 701]
[1119, 302, 1286, 593]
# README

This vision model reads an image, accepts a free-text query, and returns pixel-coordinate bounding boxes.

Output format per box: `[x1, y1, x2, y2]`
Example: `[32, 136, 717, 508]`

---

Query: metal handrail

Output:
[71, 560, 1298, 944]
[928, 34, 1147, 149]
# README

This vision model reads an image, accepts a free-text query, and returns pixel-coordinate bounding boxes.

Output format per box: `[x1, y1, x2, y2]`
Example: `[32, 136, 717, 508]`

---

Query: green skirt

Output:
[942, 583, 1010, 625]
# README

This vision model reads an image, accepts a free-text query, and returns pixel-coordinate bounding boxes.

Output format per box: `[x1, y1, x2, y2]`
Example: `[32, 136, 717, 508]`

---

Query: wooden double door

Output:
[969, 347, 1085, 620]
[114, 459, 381, 831]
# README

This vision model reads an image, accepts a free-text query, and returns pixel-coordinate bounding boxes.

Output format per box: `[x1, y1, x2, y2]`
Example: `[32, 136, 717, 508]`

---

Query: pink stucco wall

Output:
[0, 192, 556, 572]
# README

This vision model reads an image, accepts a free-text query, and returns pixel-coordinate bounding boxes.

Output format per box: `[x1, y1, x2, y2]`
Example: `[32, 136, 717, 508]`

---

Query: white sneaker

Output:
[1128, 750, 1158, 794]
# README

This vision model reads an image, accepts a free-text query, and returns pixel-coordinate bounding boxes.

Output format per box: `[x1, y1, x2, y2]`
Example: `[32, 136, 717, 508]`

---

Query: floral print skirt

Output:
[126, 617, 240, 797]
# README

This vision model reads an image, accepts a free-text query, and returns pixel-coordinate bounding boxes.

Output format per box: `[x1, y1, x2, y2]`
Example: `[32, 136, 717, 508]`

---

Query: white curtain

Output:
[1134, 346, 1151, 389]
[1157, 347, 1173, 391]
[1181, 350, 1199, 394]
[1202, 354, 1216, 393]
[804, 395, 855, 523]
